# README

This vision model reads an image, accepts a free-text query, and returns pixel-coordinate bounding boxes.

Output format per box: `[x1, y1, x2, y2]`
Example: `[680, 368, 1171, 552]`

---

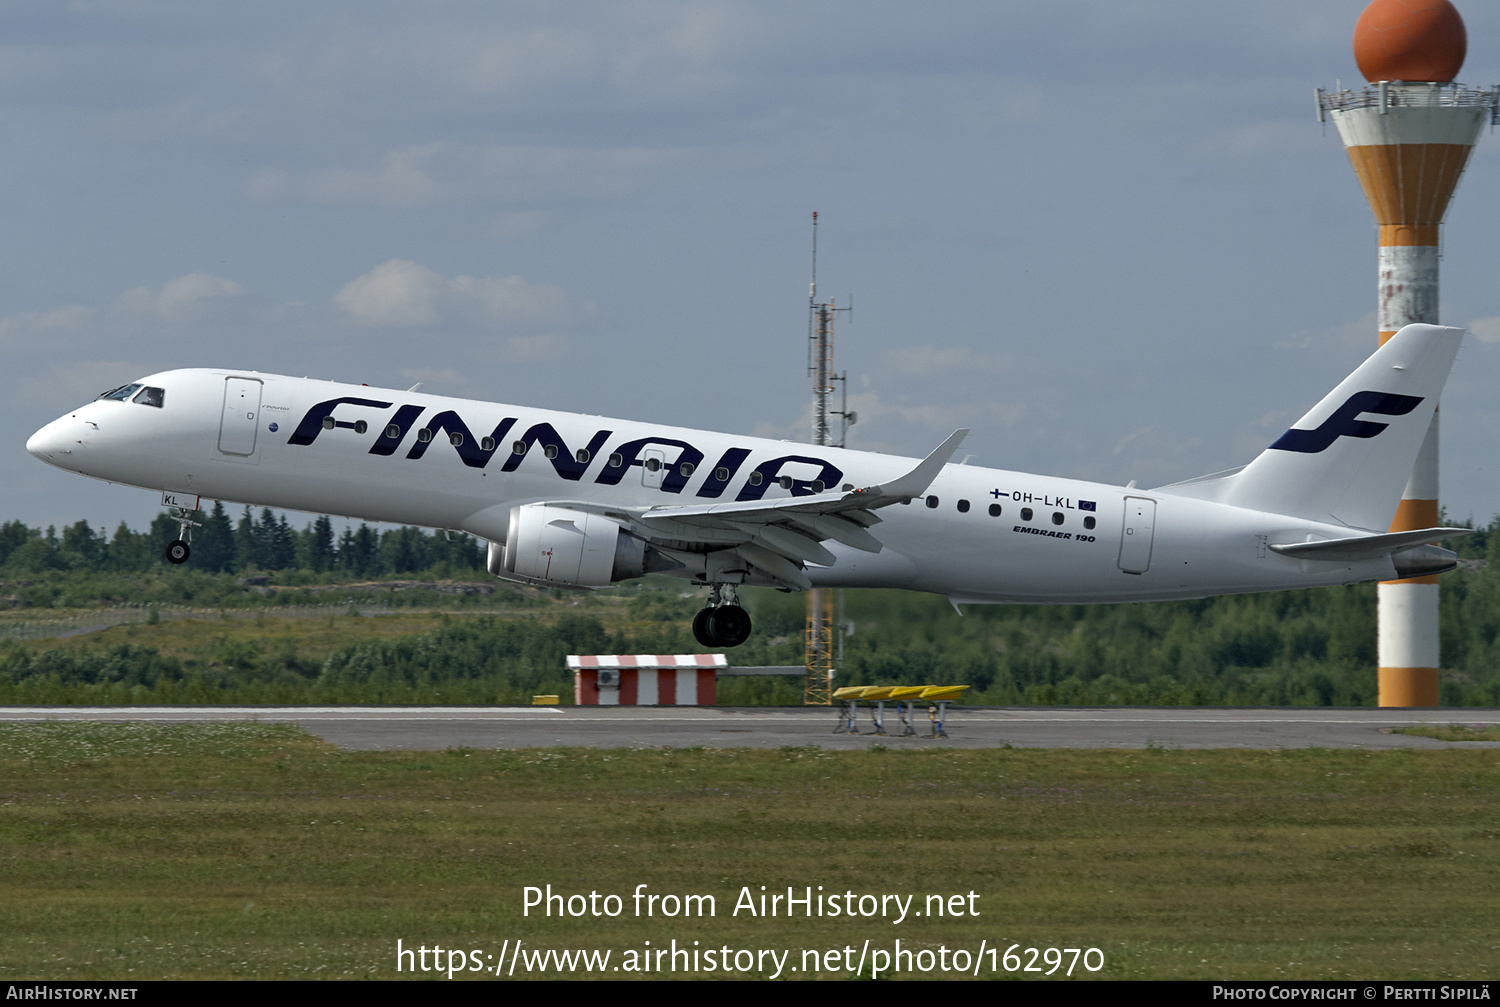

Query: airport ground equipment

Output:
[832, 685, 865, 734]
[919, 686, 970, 739]
[831, 684, 968, 737]
[860, 685, 898, 735]
[889, 686, 926, 737]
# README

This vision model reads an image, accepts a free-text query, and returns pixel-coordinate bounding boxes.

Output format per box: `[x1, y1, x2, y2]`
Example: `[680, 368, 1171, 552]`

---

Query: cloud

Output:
[0, 305, 96, 347]
[20, 360, 155, 409]
[880, 345, 1015, 378]
[112, 273, 245, 322]
[246, 146, 440, 208]
[331, 259, 573, 331]
[1469, 317, 1500, 344]
[246, 141, 711, 209]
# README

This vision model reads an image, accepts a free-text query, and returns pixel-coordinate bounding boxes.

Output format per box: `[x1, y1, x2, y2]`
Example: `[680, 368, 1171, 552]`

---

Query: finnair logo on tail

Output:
[1269, 391, 1423, 454]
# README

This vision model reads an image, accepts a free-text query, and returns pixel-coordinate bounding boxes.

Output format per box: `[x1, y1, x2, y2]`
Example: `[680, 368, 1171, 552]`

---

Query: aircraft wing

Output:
[549, 429, 968, 590]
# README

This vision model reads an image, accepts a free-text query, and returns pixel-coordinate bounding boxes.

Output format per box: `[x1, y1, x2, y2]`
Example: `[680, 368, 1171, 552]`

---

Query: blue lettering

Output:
[594, 437, 705, 494]
[288, 397, 393, 446]
[499, 423, 612, 481]
[368, 404, 426, 456]
[696, 448, 752, 499]
[1270, 391, 1423, 454]
[405, 411, 518, 469]
[735, 455, 844, 502]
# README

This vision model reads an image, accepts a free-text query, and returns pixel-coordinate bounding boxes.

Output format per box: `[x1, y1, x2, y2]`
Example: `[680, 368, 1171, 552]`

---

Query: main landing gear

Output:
[164, 506, 200, 565]
[692, 584, 752, 648]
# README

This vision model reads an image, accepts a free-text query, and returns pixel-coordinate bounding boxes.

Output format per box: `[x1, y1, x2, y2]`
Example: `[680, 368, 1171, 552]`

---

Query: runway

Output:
[2, 705, 1498, 750]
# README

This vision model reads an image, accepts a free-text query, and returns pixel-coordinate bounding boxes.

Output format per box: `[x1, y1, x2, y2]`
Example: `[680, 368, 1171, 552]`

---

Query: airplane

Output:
[26, 322, 1469, 648]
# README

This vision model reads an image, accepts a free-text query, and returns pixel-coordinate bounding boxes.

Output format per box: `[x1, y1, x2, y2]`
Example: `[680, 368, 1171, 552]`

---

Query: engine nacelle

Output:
[499, 504, 644, 587]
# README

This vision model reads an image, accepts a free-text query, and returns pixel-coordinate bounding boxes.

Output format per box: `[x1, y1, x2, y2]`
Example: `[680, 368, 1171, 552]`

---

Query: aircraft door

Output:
[641, 449, 666, 489]
[1117, 496, 1156, 574]
[218, 377, 263, 456]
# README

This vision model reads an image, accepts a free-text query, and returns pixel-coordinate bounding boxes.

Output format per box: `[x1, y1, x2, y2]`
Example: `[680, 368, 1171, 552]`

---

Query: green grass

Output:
[1391, 724, 1500, 742]
[1, 724, 1497, 980]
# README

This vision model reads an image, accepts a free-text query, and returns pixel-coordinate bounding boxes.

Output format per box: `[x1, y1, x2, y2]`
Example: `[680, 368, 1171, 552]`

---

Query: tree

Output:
[193, 502, 236, 573]
[0, 520, 39, 568]
[234, 507, 258, 570]
[59, 520, 106, 569]
[307, 515, 336, 572]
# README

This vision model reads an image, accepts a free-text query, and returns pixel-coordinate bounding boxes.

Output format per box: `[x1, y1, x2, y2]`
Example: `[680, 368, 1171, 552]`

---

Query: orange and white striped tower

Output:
[1318, 0, 1496, 706]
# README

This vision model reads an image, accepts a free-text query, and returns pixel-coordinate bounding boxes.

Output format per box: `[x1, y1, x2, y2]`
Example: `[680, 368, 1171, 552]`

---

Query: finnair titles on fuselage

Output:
[26, 324, 1469, 647]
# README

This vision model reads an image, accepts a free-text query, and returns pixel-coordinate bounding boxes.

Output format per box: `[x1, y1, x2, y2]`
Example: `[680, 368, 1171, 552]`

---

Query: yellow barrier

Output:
[832, 685, 969, 737]
[919, 685, 969, 702]
[532, 695, 560, 705]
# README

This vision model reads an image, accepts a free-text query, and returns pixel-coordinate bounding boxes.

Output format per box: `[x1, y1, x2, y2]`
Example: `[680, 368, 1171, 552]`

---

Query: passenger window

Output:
[575, 448, 591, 464]
[544, 444, 558, 459]
[644, 457, 662, 472]
[1020, 507, 1033, 521]
[385, 424, 401, 439]
[1084, 516, 1096, 530]
[957, 499, 970, 513]
[322, 416, 336, 430]
[1052, 512, 1064, 525]
[680, 462, 695, 477]
[450, 432, 464, 447]
[608, 452, 624, 468]
[779, 476, 793, 490]
[481, 436, 496, 452]
[988, 503, 1002, 517]
[925, 495, 939, 509]
[714, 467, 730, 481]
[132, 386, 165, 408]
[748, 471, 763, 486]
[512, 440, 527, 455]
[811, 480, 824, 493]
[417, 428, 433, 443]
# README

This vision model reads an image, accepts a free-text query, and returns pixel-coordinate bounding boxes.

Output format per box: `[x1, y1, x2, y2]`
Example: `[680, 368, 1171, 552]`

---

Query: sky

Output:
[5, 0, 1500, 534]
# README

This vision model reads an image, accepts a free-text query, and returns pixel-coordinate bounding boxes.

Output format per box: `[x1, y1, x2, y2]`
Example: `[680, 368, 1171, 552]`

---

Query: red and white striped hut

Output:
[568, 654, 725, 706]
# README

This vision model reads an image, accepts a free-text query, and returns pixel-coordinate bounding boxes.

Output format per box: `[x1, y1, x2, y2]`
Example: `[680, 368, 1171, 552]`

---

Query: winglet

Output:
[861, 429, 969, 501]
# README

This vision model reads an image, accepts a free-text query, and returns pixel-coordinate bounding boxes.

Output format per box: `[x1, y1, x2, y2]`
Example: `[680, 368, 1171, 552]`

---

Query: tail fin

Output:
[1209, 323, 1462, 529]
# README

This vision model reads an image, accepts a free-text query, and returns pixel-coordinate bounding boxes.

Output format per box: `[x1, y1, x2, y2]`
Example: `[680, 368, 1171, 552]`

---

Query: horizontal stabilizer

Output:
[1269, 527, 1471, 562]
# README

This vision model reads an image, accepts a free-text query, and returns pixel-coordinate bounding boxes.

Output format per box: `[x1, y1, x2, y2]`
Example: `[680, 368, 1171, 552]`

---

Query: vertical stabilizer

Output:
[1223, 323, 1463, 529]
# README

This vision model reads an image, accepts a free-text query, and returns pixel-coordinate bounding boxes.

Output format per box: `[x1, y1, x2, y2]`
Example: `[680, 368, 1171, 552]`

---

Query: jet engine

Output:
[493, 503, 647, 587]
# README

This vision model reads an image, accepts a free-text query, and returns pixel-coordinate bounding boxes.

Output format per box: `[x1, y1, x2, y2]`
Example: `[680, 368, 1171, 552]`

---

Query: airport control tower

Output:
[1317, 0, 1496, 706]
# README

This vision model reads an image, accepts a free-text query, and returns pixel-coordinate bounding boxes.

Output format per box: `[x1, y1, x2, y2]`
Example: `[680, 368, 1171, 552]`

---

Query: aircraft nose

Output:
[27, 417, 79, 464]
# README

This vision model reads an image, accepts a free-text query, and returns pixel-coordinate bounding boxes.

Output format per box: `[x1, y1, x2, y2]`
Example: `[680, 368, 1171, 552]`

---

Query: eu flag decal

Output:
[1079, 500, 1096, 512]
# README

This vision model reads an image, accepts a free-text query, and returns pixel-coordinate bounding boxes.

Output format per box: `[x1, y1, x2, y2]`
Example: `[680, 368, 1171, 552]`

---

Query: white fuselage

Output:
[26, 368, 1399, 602]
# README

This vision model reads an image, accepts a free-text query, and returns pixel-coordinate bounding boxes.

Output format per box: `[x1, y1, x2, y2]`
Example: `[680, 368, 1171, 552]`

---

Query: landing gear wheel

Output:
[692, 608, 716, 647]
[165, 540, 191, 565]
[707, 604, 752, 648]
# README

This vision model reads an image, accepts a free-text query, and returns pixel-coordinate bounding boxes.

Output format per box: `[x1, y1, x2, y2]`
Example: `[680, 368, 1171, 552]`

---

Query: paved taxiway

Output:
[2, 706, 1497, 750]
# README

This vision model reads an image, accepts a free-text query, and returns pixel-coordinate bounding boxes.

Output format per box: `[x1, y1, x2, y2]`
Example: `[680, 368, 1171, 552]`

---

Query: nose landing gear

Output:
[692, 583, 752, 648]
[164, 507, 201, 565]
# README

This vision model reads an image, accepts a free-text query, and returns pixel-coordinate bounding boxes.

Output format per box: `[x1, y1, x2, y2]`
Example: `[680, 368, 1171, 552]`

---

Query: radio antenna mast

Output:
[804, 212, 854, 706]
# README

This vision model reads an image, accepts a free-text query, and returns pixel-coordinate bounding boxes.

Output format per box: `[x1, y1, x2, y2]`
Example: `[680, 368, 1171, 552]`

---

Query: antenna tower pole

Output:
[804, 212, 852, 706]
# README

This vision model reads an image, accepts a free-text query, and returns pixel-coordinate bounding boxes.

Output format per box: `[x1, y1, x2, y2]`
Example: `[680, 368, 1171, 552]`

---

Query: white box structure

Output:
[568, 654, 725, 706]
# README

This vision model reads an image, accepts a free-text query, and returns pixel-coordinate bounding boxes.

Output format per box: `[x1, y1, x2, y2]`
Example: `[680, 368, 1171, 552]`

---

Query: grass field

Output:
[1392, 724, 1500, 742]
[1, 724, 1496, 981]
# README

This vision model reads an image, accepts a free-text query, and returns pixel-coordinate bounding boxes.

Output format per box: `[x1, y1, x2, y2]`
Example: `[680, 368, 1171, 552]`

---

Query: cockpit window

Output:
[98, 384, 142, 402]
[132, 386, 165, 408]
